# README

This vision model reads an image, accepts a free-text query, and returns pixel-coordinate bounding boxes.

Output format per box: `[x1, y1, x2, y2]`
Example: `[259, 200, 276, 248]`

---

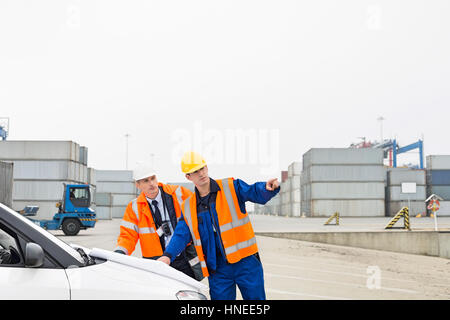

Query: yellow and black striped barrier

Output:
[324, 212, 340, 226]
[385, 207, 410, 230]
[79, 218, 98, 222]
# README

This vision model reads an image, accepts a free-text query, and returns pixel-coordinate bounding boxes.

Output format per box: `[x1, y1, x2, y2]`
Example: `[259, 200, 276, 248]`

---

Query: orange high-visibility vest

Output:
[182, 178, 258, 277]
[116, 183, 192, 257]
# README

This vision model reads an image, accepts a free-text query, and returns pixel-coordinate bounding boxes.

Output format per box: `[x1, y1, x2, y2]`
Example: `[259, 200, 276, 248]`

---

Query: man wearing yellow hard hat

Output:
[158, 151, 280, 300]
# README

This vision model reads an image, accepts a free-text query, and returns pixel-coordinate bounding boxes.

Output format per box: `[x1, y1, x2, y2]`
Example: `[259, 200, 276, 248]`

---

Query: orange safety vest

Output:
[182, 178, 258, 277]
[116, 183, 193, 257]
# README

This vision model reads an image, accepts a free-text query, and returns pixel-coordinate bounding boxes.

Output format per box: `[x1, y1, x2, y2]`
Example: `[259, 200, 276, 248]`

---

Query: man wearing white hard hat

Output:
[114, 163, 201, 279]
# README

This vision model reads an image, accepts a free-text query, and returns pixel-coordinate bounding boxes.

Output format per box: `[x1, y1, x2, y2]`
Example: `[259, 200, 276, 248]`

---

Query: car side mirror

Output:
[25, 243, 44, 268]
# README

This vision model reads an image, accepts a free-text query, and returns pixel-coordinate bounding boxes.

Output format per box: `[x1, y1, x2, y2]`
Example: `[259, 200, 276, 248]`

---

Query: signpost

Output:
[426, 194, 443, 231]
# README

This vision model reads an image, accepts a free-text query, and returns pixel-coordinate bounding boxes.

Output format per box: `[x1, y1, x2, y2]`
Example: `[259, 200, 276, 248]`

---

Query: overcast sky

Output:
[1, 0, 449, 183]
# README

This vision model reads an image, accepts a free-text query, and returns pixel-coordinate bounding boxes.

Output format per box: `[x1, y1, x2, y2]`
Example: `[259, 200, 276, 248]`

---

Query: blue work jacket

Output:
[163, 178, 280, 273]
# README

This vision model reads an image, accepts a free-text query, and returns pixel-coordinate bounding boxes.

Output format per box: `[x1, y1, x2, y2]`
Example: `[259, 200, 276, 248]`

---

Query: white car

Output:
[0, 203, 207, 300]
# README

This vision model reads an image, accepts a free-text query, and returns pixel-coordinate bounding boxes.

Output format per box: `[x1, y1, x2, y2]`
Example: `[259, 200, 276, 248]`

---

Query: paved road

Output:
[52, 216, 450, 300]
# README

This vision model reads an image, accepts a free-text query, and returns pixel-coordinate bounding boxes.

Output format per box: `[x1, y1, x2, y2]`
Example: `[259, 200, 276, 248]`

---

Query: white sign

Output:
[401, 182, 417, 194]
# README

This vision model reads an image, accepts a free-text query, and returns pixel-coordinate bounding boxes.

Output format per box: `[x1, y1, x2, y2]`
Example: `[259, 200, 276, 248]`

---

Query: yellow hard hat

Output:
[181, 151, 207, 174]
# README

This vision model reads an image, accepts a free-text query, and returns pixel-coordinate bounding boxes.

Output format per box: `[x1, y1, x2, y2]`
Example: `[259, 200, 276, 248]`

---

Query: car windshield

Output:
[0, 204, 84, 264]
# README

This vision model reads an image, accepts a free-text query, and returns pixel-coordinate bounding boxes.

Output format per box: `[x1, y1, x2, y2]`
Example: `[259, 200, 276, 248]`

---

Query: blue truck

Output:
[20, 184, 97, 236]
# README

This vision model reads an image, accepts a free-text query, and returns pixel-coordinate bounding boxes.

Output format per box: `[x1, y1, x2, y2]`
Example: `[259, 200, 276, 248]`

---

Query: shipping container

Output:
[291, 189, 301, 203]
[0, 141, 81, 162]
[0, 161, 13, 207]
[95, 193, 113, 206]
[288, 161, 302, 177]
[87, 167, 96, 186]
[303, 148, 384, 169]
[310, 199, 385, 217]
[11, 160, 88, 183]
[290, 176, 301, 190]
[96, 170, 134, 182]
[304, 165, 386, 183]
[281, 204, 290, 216]
[13, 180, 78, 201]
[290, 202, 301, 217]
[281, 192, 291, 204]
[111, 206, 127, 219]
[280, 181, 290, 193]
[426, 170, 450, 186]
[428, 186, 450, 200]
[387, 168, 426, 186]
[426, 155, 450, 170]
[388, 186, 426, 201]
[433, 201, 450, 216]
[310, 182, 385, 200]
[95, 206, 112, 220]
[281, 171, 288, 182]
[96, 181, 138, 195]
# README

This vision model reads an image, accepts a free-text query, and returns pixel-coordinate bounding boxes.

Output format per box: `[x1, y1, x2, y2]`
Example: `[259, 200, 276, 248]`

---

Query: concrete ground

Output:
[52, 215, 450, 300]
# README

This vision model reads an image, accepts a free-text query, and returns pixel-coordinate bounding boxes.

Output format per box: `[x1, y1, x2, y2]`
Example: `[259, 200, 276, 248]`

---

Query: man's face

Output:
[186, 165, 209, 187]
[135, 175, 159, 198]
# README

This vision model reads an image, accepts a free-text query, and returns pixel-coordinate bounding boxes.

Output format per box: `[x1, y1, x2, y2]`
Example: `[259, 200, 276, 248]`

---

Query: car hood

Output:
[82, 246, 207, 292]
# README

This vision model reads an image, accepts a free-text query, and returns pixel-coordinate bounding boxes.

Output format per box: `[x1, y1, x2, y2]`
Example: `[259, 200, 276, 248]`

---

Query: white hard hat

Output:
[133, 163, 157, 181]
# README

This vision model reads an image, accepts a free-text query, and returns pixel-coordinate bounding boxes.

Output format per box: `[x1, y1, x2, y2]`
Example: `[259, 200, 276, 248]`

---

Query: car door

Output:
[0, 222, 70, 300]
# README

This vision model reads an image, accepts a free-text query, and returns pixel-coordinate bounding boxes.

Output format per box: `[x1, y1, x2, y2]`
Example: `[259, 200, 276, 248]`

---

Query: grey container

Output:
[310, 182, 385, 200]
[95, 193, 113, 206]
[387, 201, 426, 217]
[303, 148, 384, 169]
[12, 180, 77, 201]
[426, 155, 450, 170]
[387, 168, 426, 186]
[96, 181, 138, 194]
[11, 160, 88, 183]
[0, 161, 13, 207]
[96, 170, 134, 182]
[388, 185, 426, 201]
[304, 165, 386, 183]
[95, 206, 113, 220]
[0, 141, 80, 162]
[433, 201, 450, 216]
[288, 161, 302, 177]
[310, 199, 385, 217]
[428, 186, 450, 200]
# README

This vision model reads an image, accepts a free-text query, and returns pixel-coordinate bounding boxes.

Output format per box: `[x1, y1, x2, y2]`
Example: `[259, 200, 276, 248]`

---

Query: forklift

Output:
[20, 184, 97, 236]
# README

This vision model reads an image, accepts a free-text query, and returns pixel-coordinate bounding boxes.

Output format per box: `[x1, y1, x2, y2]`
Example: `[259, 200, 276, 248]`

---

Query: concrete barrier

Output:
[256, 231, 450, 259]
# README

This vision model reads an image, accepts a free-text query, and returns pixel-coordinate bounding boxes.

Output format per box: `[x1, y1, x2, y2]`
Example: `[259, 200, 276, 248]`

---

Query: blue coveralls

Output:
[163, 178, 280, 300]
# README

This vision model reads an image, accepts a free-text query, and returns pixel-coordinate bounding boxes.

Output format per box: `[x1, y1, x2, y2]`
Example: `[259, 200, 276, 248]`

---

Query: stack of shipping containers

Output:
[301, 148, 386, 217]
[288, 161, 302, 217]
[280, 178, 290, 216]
[0, 141, 90, 220]
[0, 161, 13, 207]
[95, 170, 139, 220]
[426, 155, 450, 216]
[386, 168, 426, 217]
